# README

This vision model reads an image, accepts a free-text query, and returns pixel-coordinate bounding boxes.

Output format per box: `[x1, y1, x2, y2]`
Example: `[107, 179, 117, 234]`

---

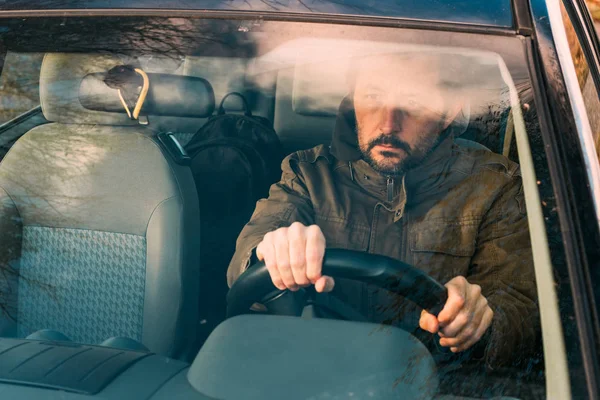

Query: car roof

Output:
[2, 0, 515, 28]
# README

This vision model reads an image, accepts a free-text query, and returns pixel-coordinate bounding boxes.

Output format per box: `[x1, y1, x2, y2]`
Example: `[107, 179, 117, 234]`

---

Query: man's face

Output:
[353, 54, 459, 175]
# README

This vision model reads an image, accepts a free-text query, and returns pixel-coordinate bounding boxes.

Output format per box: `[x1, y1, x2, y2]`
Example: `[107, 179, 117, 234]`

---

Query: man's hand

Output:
[419, 276, 493, 353]
[256, 222, 335, 293]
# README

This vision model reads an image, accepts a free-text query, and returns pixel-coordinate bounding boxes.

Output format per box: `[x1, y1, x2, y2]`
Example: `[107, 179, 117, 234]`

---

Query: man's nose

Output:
[379, 105, 404, 135]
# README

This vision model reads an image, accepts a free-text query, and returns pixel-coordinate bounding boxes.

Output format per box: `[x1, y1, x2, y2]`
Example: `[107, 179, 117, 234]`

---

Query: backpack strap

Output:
[218, 92, 252, 117]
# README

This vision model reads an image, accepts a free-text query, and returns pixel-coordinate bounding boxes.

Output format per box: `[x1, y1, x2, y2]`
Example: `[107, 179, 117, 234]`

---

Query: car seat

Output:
[0, 53, 214, 360]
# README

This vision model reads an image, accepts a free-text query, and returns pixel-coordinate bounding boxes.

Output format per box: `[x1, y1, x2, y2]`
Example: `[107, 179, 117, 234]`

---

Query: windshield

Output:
[0, 16, 548, 399]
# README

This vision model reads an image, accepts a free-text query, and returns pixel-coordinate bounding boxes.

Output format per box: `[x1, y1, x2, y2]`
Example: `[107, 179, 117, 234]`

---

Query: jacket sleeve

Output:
[467, 172, 540, 370]
[227, 153, 316, 287]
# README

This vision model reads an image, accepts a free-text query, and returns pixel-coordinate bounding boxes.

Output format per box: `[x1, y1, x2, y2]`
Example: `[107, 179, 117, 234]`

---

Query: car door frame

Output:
[528, 0, 600, 398]
[0, 1, 599, 398]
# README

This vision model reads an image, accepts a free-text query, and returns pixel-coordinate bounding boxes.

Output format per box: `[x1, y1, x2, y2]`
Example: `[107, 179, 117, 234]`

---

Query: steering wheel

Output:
[227, 249, 448, 319]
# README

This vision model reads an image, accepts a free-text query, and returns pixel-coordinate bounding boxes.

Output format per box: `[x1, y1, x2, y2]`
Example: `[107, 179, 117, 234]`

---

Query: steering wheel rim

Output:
[226, 249, 448, 319]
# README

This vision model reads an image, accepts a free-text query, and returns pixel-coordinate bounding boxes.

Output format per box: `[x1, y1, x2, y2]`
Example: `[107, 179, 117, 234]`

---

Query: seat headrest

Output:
[292, 60, 348, 118]
[291, 59, 471, 131]
[40, 53, 215, 125]
[183, 56, 247, 111]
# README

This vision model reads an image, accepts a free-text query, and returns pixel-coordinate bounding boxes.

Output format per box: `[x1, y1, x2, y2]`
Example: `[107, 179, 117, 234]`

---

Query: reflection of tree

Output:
[3, 17, 255, 59]
[562, 3, 600, 159]
[587, 0, 600, 21]
[0, 128, 114, 330]
[2, 0, 383, 15]
[0, 15, 258, 334]
[253, 0, 367, 13]
[7, 0, 506, 19]
[0, 15, 257, 122]
[0, 53, 43, 124]
[0, 206, 21, 326]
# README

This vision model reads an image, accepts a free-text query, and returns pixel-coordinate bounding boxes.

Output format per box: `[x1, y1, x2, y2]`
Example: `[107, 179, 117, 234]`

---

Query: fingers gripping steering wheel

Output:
[227, 249, 447, 319]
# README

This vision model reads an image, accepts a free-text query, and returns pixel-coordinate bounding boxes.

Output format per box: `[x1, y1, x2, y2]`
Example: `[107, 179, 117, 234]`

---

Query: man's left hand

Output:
[419, 276, 493, 353]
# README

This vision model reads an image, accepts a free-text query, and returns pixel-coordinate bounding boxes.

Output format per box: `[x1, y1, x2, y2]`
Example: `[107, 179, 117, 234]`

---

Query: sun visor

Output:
[79, 72, 215, 118]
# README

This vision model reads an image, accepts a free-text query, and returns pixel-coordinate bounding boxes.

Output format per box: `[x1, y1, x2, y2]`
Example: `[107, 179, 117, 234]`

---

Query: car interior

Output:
[0, 32, 544, 398]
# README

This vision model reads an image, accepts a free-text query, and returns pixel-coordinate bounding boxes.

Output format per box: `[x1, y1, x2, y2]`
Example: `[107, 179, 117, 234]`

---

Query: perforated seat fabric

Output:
[0, 53, 201, 360]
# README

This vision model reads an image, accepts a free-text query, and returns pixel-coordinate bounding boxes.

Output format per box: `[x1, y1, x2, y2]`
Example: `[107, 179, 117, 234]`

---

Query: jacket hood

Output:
[330, 95, 362, 161]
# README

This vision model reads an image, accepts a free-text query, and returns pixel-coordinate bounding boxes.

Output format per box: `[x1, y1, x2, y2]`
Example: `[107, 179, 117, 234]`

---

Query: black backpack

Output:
[184, 92, 284, 336]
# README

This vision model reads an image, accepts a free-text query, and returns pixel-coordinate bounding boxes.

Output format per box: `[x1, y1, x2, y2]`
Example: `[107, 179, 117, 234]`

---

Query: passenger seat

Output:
[0, 53, 214, 360]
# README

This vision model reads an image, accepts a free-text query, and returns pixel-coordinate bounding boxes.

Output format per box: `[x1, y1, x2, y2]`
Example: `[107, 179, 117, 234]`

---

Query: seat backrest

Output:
[272, 51, 508, 155]
[0, 53, 208, 360]
[274, 66, 338, 155]
[171, 56, 273, 145]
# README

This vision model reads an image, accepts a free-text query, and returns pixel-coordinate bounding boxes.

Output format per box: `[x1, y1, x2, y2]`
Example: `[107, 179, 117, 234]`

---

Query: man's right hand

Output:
[256, 222, 335, 293]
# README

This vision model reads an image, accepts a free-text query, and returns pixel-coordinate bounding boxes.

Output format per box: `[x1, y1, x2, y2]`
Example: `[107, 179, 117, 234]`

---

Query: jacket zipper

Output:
[386, 176, 394, 202]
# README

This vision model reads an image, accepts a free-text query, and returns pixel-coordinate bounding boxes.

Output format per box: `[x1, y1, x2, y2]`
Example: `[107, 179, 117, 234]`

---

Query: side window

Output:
[561, 1, 600, 159]
[0, 52, 43, 124]
[588, 0, 600, 35]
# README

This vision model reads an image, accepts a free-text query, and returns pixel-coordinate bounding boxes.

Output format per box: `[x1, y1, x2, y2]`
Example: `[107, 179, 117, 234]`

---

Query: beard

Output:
[357, 124, 444, 176]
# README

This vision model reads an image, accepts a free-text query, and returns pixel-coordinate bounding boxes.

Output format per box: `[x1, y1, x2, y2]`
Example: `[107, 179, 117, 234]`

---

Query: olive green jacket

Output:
[228, 102, 539, 369]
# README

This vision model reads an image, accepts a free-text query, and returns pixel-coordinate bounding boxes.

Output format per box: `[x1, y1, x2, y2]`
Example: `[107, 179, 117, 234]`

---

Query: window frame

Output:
[0, 9, 585, 399]
[529, 0, 600, 398]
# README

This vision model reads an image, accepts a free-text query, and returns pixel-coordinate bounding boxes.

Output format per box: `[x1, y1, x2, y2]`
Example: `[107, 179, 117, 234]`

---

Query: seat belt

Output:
[502, 109, 514, 158]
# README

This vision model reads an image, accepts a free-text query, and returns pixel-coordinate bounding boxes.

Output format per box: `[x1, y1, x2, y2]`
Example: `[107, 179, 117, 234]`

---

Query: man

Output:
[227, 52, 539, 369]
